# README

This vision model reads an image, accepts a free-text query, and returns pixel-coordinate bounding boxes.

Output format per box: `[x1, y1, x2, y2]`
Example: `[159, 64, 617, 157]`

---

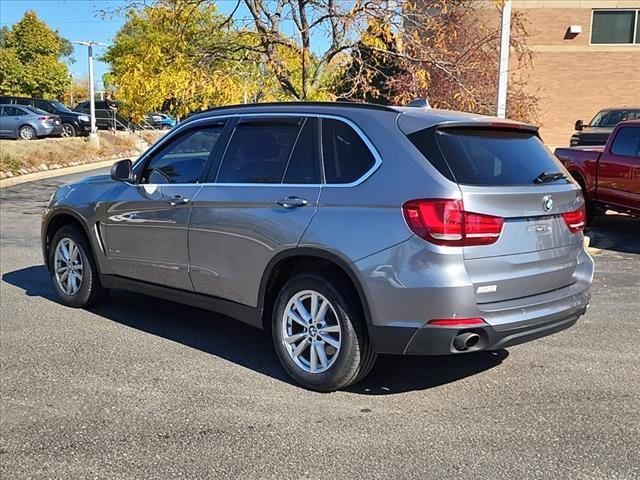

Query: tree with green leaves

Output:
[333, 21, 404, 105]
[0, 11, 72, 98]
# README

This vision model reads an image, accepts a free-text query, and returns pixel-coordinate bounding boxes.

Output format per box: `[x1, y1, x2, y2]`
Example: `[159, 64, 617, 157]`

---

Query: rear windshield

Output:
[25, 106, 49, 115]
[408, 127, 568, 186]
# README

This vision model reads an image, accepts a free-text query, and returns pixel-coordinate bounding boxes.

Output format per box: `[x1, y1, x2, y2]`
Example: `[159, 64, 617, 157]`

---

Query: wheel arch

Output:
[18, 123, 37, 136]
[258, 248, 372, 331]
[568, 169, 591, 197]
[43, 209, 95, 271]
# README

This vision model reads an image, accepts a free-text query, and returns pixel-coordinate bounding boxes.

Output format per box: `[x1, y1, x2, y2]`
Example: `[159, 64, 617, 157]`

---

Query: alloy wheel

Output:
[54, 238, 84, 296]
[19, 127, 34, 140]
[61, 124, 74, 137]
[281, 290, 342, 374]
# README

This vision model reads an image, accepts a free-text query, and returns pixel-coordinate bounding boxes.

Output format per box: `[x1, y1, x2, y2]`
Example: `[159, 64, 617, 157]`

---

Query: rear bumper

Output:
[38, 125, 63, 136]
[356, 235, 594, 356]
[369, 305, 586, 355]
[76, 122, 91, 135]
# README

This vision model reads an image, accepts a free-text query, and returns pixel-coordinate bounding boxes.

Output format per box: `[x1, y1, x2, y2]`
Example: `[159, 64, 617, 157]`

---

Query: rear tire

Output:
[48, 225, 109, 308]
[18, 125, 36, 141]
[272, 273, 376, 392]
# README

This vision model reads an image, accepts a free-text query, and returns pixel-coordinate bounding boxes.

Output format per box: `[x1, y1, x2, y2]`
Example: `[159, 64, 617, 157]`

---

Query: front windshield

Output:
[51, 101, 71, 113]
[589, 109, 640, 128]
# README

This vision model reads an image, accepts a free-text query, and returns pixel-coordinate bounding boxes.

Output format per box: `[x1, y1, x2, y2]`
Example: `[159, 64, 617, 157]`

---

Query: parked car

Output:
[571, 107, 640, 147]
[74, 100, 134, 131]
[0, 96, 90, 137]
[143, 113, 177, 130]
[41, 102, 594, 391]
[0, 104, 62, 140]
[556, 120, 640, 220]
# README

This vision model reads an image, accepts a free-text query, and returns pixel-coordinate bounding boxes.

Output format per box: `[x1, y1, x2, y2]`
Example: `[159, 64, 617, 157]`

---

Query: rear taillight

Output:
[562, 205, 586, 234]
[38, 116, 48, 120]
[402, 199, 504, 247]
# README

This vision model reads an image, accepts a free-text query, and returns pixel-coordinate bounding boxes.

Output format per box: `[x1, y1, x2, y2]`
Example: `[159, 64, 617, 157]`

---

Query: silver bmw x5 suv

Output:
[42, 102, 594, 391]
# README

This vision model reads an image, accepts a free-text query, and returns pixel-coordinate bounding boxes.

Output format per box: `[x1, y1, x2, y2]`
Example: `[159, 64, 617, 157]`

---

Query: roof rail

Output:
[192, 101, 399, 117]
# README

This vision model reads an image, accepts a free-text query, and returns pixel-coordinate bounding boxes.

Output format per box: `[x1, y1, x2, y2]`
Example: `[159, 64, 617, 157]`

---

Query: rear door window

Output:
[408, 127, 567, 186]
[322, 118, 376, 184]
[610, 127, 640, 158]
[3, 107, 26, 116]
[216, 118, 302, 184]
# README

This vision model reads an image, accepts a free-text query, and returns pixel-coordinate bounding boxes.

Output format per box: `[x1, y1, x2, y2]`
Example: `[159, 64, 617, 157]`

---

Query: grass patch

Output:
[0, 130, 166, 175]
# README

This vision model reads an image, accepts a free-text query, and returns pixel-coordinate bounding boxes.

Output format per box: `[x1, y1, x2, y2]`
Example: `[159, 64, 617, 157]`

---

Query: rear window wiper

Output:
[533, 171, 566, 184]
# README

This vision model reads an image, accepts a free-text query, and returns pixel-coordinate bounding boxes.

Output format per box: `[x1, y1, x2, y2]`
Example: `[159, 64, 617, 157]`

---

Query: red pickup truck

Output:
[555, 120, 640, 219]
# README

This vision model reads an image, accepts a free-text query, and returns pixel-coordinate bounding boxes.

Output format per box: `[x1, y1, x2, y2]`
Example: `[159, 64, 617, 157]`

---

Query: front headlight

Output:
[78, 115, 90, 122]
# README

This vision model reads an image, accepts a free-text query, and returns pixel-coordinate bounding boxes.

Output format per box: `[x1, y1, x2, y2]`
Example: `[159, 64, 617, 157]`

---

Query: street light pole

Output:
[496, 0, 512, 119]
[87, 43, 96, 135]
[71, 40, 107, 137]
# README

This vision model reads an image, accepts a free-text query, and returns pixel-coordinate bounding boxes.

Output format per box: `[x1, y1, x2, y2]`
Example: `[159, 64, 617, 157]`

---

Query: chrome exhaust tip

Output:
[453, 332, 480, 351]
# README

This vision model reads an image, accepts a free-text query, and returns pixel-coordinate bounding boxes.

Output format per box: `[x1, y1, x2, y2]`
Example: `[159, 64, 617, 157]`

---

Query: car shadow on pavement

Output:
[3, 265, 507, 395]
[586, 213, 640, 254]
[348, 350, 508, 395]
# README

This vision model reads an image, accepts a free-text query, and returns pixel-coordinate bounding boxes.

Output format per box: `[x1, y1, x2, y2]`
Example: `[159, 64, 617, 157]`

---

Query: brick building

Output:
[506, 0, 640, 146]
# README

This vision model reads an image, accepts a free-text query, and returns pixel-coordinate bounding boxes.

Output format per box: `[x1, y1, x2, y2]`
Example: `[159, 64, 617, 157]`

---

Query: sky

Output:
[0, 0, 253, 90]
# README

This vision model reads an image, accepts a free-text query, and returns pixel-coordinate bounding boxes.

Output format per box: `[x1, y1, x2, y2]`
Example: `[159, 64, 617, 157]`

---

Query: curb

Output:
[0, 157, 137, 189]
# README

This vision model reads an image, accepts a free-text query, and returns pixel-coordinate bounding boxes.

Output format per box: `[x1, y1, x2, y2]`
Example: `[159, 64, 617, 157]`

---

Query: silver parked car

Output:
[41, 102, 594, 391]
[0, 104, 62, 140]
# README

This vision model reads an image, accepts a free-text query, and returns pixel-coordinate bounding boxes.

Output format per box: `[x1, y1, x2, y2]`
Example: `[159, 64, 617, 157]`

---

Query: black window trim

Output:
[147, 113, 382, 188]
[590, 8, 640, 45]
[134, 119, 229, 185]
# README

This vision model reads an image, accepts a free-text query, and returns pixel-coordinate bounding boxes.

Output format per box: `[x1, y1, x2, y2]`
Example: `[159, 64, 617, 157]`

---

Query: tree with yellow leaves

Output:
[103, 0, 253, 120]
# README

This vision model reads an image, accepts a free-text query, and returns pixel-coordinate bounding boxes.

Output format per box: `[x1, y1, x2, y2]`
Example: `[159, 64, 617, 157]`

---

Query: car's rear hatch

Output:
[405, 120, 585, 304]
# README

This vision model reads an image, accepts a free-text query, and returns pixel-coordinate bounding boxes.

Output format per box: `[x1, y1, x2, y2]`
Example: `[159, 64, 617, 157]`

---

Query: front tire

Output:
[60, 123, 76, 137]
[49, 225, 109, 308]
[272, 274, 376, 391]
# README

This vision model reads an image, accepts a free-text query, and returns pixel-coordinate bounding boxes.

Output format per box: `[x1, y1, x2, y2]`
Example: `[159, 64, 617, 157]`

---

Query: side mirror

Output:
[574, 120, 584, 131]
[110, 159, 133, 182]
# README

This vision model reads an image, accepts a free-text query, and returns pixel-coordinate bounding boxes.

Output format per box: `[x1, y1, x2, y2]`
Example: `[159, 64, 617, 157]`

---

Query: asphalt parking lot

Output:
[1, 170, 639, 479]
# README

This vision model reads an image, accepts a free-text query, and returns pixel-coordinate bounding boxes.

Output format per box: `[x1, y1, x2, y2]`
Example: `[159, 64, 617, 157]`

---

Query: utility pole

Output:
[496, 0, 512, 118]
[71, 41, 107, 137]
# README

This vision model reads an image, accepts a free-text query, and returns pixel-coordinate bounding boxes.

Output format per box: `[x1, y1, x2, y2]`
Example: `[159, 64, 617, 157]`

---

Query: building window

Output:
[591, 10, 639, 44]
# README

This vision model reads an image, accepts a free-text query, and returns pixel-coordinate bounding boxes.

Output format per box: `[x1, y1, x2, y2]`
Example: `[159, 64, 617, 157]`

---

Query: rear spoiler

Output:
[398, 114, 539, 136]
[435, 120, 539, 134]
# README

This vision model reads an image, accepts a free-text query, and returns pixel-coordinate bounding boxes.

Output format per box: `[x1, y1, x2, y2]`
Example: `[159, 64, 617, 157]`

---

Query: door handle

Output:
[168, 195, 190, 206]
[276, 196, 308, 209]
